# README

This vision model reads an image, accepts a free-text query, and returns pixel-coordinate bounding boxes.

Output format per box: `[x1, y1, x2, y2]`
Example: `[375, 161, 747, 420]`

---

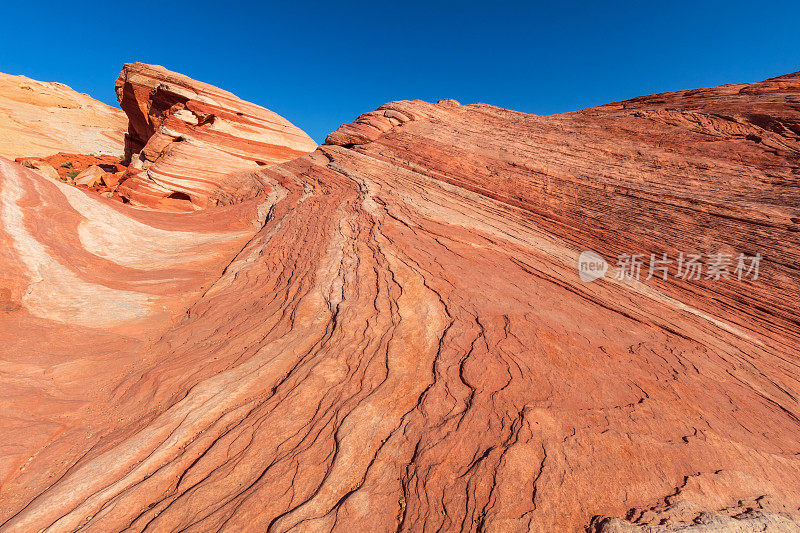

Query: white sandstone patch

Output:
[0, 161, 151, 327]
[55, 178, 247, 269]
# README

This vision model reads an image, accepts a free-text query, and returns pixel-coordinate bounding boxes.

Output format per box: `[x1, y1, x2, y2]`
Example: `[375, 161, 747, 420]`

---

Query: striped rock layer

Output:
[1, 72, 799, 532]
[0, 72, 126, 160]
[115, 63, 317, 210]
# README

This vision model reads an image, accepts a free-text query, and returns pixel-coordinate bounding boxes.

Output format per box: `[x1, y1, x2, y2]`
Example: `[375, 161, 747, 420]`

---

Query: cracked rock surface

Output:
[0, 71, 799, 531]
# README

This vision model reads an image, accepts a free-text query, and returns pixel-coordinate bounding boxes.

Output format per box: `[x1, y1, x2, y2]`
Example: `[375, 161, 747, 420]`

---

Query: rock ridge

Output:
[114, 62, 317, 210]
[325, 98, 462, 146]
[0, 72, 126, 159]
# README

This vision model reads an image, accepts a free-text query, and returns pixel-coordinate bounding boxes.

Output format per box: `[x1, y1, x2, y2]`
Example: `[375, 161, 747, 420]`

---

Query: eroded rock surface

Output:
[114, 63, 317, 210]
[589, 498, 800, 532]
[1, 72, 799, 532]
[0, 72, 126, 159]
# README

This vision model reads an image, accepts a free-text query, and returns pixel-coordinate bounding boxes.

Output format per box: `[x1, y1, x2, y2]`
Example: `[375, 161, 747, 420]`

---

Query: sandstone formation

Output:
[14, 152, 128, 195]
[114, 63, 317, 210]
[73, 165, 107, 187]
[1, 71, 799, 532]
[17, 158, 59, 180]
[0, 72, 126, 160]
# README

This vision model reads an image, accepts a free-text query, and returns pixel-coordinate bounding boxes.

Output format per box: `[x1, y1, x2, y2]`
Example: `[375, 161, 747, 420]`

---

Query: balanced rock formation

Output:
[114, 63, 317, 210]
[0, 72, 126, 159]
[1, 71, 799, 532]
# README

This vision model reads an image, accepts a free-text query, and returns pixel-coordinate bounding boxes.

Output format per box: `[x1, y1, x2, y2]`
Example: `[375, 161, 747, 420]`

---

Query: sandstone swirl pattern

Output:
[0, 72, 799, 532]
[0, 73, 126, 160]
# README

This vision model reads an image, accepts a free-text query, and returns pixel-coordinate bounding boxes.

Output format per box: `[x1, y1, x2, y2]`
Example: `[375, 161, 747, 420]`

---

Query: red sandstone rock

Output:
[325, 102, 420, 145]
[1, 71, 799, 532]
[114, 63, 317, 210]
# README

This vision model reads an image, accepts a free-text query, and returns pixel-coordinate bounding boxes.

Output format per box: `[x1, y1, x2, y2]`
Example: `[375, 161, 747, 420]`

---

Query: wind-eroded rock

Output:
[1, 72, 799, 532]
[0, 72, 126, 159]
[114, 63, 317, 210]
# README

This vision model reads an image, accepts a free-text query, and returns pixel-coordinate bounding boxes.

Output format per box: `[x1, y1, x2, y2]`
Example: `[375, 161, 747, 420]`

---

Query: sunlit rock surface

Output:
[0, 72, 126, 159]
[0, 72, 799, 531]
[114, 63, 317, 210]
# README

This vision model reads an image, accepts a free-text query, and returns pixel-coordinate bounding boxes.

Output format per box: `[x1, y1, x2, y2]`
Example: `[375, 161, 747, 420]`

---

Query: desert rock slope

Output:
[0, 70, 799, 532]
[0, 72, 126, 159]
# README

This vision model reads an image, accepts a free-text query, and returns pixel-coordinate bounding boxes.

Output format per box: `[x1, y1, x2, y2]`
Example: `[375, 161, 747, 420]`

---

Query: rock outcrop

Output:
[0, 72, 126, 159]
[14, 152, 128, 194]
[1, 71, 799, 532]
[590, 502, 800, 532]
[16, 158, 59, 180]
[114, 63, 317, 210]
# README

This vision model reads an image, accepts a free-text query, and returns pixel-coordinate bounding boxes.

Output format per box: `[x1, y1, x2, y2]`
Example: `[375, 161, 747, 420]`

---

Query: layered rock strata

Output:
[114, 63, 317, 209]
[0, 72, 126, 159]
[0, 72, 799, 532]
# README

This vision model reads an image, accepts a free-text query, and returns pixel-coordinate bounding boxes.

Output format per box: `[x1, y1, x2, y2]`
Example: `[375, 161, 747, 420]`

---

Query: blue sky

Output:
[1, 1, 799, 143]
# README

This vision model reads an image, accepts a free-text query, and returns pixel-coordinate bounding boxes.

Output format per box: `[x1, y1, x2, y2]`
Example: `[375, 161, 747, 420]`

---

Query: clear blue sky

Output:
[1, 1, 799, 143]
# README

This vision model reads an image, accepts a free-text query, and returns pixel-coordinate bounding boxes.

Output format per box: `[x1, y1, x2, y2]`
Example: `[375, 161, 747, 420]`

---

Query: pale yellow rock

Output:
[32, 163, 59, 180]
[0, 72, 126, 159]
[19, 159, 59, 180]
[74, 165, 106, 187]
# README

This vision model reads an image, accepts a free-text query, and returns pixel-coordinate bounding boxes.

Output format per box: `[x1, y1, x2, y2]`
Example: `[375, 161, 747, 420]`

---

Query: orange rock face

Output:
[14, 152, 128, 197]
[1, 71, 800, 532]
[114, 63, 317, 210]
[0, 72, 126, 159]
